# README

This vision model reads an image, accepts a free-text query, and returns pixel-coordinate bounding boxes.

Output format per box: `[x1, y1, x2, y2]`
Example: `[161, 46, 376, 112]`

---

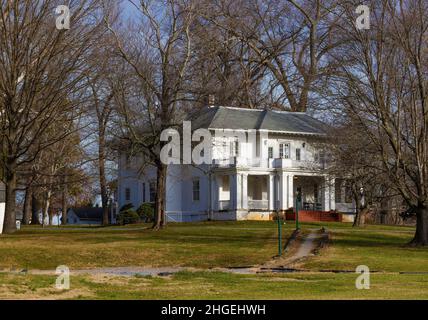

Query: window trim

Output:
[296, 148, 301, 161]
[230, 138, 239, 157]
[279, 142, 290, 159]
[268, 146, 273, 159]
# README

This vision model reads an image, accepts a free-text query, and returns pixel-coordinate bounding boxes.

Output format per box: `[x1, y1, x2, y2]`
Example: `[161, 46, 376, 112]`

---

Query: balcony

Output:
[212, 157, 325, 170]
[271, 158, 324, 170]
[214, 157, 269, 168]
[248, 200, 269, 210]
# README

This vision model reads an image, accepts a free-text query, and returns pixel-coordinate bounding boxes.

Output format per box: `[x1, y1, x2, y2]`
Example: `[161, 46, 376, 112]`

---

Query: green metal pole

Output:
[277, 211, 282, 256]
[296, 197, 300, 230]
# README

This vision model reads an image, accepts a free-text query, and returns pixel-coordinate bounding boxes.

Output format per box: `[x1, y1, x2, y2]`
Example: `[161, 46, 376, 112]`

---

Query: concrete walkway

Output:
[290, 231, 320, 261]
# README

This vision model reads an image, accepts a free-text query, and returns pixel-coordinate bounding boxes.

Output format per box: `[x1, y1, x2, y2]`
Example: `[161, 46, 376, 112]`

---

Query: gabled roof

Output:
[68, 207, 103, 221]
[190, 106, 329, 135]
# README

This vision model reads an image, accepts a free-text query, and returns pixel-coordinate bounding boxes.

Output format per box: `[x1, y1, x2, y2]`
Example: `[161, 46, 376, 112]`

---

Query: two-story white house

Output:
[117, 106, 355, 222]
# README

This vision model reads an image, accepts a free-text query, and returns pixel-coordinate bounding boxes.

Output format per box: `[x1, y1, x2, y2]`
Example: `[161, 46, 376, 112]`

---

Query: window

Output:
[192, 179, 200, 201]
[268, 147, 273, 159]
[142, 183, 146, 203]
[335, 179, 343, 203]
[296, 148, 301, 161]
[230, 138, 239, 157]
[345, 183, 353, 203]
[279, 143, 290, 159]
[149, 181, 157, 202]
[125, 188, 131, 201]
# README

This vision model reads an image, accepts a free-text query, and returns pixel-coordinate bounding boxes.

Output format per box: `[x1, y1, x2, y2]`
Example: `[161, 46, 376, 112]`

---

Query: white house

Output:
[117, 106, 355, 222]
[0, 182, 5, 234]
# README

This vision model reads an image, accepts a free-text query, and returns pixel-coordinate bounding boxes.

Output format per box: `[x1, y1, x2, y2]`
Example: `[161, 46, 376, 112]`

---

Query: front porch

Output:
[210, 172, 336, 220]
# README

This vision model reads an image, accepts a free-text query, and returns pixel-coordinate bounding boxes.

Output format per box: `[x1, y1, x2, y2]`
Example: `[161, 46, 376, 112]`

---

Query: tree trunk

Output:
[43, 190, 52, 226]
[3, 161, 17, 234]
[62, 178, 68, 225]
[411, 205, 428, 246]
[31, 193, 42, 225]
[22, 187, 32, 225]
[352, 191, 363, 227]
[153, 163, 167, 230]
[99, 132, 109, 226]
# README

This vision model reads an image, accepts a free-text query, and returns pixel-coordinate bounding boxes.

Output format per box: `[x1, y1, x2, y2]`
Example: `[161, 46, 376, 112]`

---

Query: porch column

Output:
[268, 175, 275, 210]
[323, 176, 333, 211]
[330, 177, 336, 211]
[242, 173, 248, 210]
[211, 175, 219, 211]
[287, 174, 294, 209]
[230, 174, 241, 210]
[279, 172, 287, 210]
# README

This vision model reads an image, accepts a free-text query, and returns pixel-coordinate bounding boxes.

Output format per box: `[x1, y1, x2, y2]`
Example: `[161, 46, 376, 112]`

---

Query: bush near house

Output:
[117, 203, 140, 225]
[119, 203, 134, 212]
[137, 203, 155, 223]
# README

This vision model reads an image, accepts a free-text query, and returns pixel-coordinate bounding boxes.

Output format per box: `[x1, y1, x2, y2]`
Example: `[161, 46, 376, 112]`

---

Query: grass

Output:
[1, 220, 428, 299]
[297, 222, 428, 272]
[0, 221, 291, 270]
[1, 271, 428, 300]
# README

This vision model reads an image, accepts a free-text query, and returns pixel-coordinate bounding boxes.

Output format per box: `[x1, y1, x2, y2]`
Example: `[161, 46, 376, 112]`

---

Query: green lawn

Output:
[297, 222, 428, 273]
[0, 221, 291, 270]
[1, 271, 428, 300]
[1, 221, 428, 299]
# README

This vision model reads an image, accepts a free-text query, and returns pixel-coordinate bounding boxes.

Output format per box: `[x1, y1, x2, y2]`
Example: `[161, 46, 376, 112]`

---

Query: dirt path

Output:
[287, 232, 320, 262]
[260, 229, 326, 270]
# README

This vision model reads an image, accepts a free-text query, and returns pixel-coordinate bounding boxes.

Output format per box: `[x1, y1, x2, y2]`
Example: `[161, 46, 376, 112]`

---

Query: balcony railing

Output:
[303, 202, 323, 211]
[212, 157, 324, 169]
[248, 200, 269, 210]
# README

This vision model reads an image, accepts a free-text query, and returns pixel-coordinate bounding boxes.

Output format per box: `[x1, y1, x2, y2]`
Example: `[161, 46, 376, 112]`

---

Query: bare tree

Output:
[0, 0, 105, 233]
[106, 0, 197, 229]
[332, 0, 428, 244]
[200, 0, 340, 111]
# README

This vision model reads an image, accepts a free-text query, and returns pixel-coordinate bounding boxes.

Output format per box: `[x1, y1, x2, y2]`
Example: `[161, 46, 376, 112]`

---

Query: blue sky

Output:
[121, 0, 139, 21]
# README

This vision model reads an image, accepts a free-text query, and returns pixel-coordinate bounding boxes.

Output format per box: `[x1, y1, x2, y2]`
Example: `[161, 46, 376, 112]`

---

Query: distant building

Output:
[67, 207, 103, 225]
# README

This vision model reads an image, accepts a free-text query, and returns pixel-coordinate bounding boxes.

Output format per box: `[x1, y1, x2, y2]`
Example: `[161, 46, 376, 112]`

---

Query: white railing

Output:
[248, 200, 269, 210]
[212, 157, 325, 169]
[218, 200, 230, 211]
[271, 158, 324, 169]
